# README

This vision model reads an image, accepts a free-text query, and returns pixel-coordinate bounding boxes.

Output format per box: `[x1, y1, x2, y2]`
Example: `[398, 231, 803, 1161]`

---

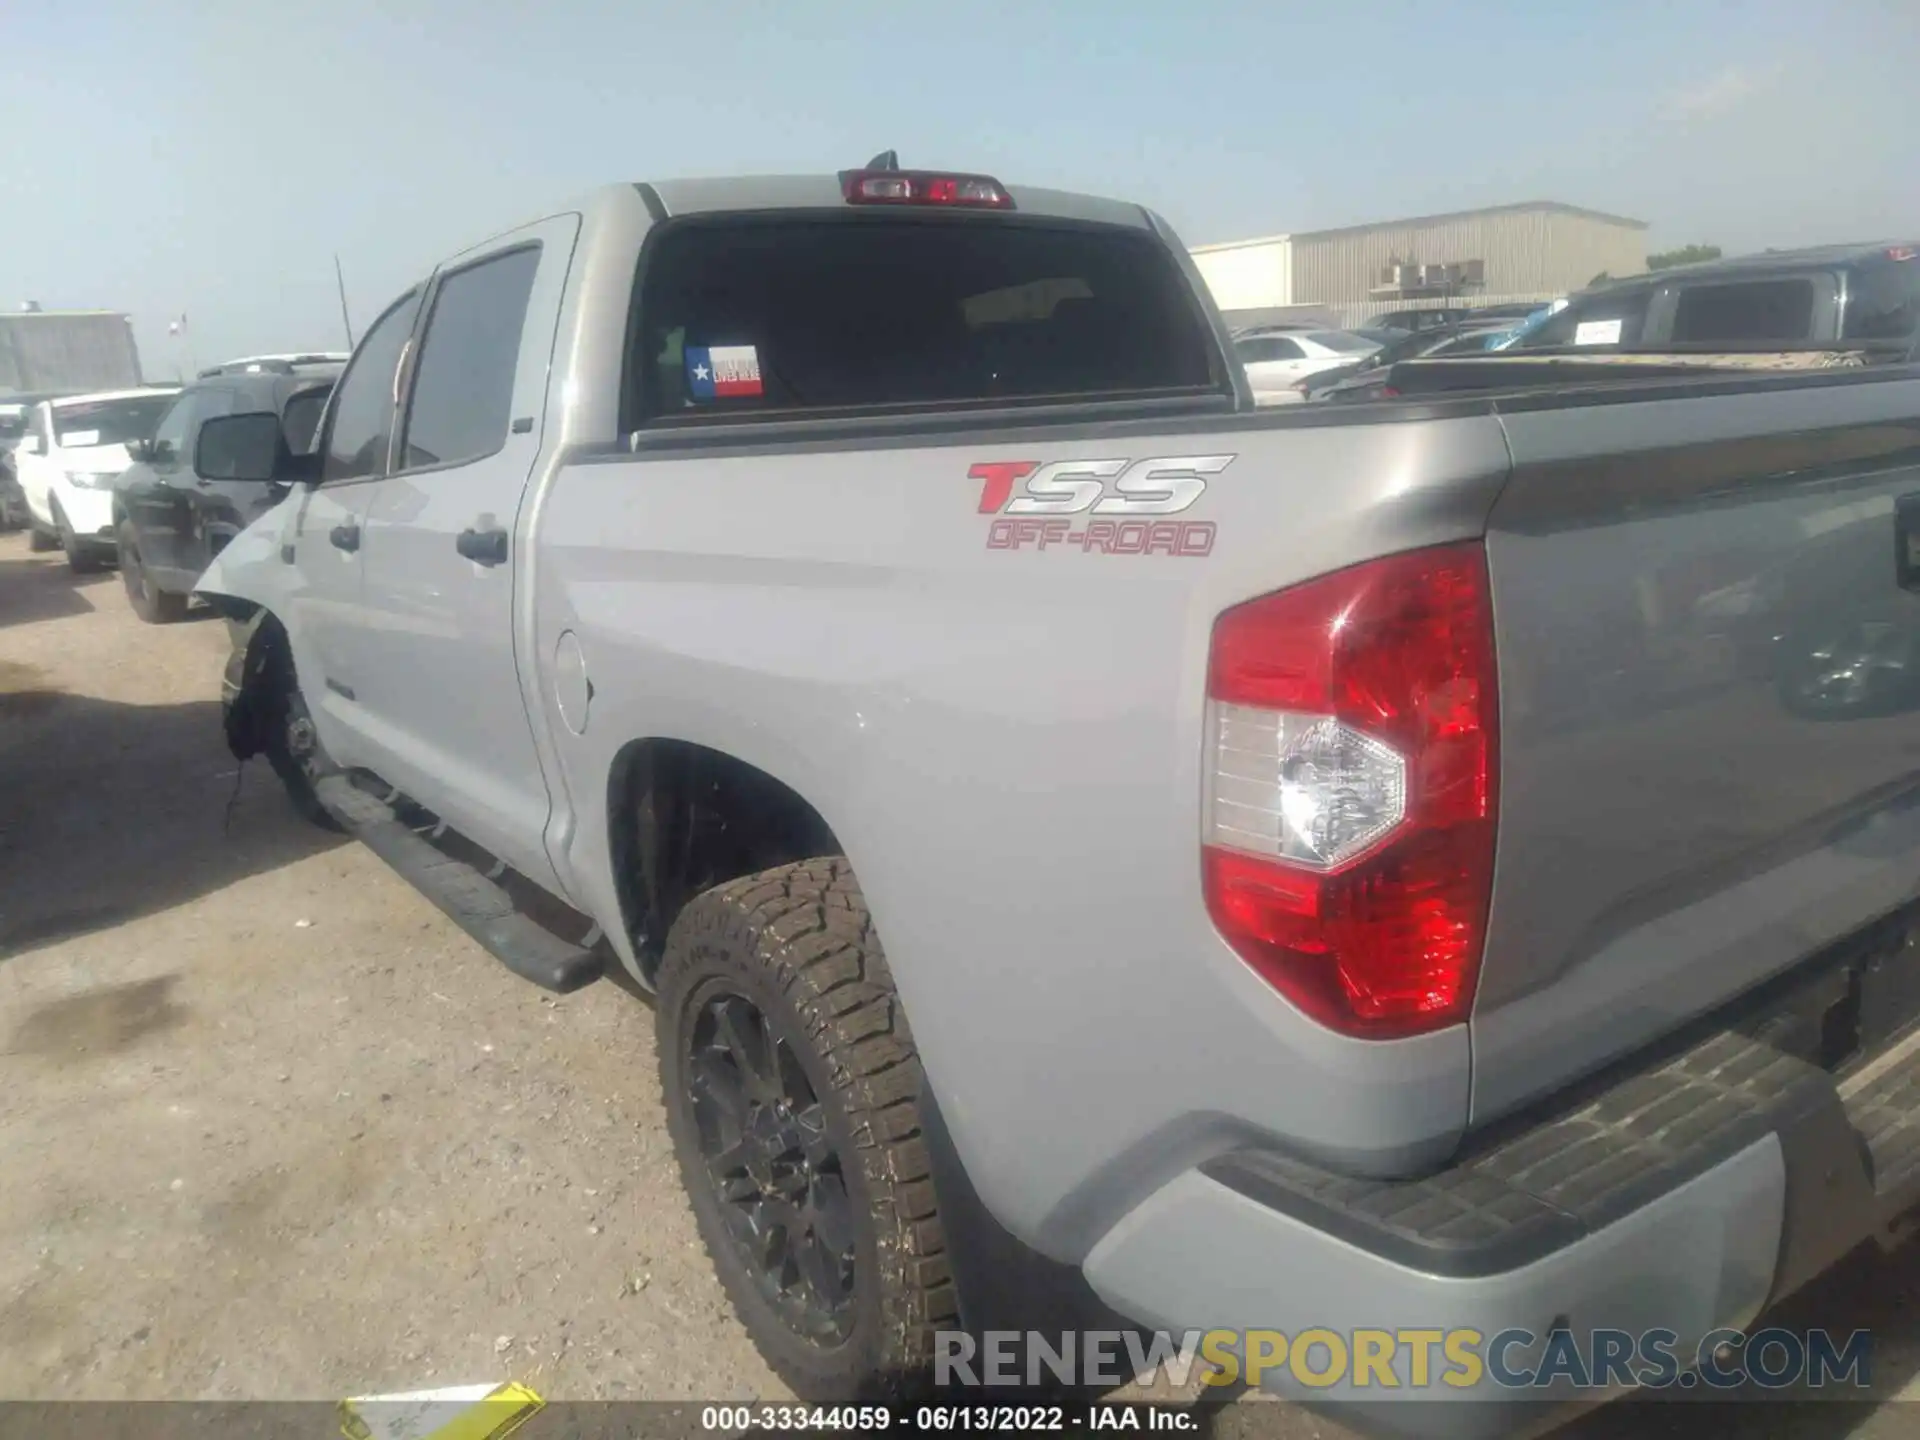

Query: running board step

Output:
[315, 776, 603, 994]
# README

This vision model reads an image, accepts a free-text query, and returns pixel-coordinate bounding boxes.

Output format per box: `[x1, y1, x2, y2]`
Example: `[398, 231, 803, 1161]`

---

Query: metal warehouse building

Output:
[1191, 200, 1649, 331]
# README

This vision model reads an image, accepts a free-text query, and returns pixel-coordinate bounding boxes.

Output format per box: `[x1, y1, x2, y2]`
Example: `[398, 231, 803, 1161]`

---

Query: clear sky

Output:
[4, 0, 1915, 376]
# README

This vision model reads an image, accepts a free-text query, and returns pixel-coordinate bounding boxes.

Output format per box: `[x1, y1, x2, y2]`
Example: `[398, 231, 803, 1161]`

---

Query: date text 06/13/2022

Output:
[698, 1403, 1195, 1431]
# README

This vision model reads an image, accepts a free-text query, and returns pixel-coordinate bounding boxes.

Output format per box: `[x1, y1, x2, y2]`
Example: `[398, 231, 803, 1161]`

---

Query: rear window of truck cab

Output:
[629, 216, 1220, 421]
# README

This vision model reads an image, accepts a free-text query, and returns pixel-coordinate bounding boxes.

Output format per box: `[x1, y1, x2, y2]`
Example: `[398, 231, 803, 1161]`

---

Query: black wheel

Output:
[117, 520, 188, 623]
[54, 501, 104, 574]
[241, 631, 341, 832]
[657, 859, 954, 1402]
[27, 521, 58, 552]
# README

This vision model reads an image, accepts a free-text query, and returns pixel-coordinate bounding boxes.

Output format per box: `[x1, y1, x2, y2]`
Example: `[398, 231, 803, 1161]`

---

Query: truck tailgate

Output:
[1474, 373, 1920, 1124]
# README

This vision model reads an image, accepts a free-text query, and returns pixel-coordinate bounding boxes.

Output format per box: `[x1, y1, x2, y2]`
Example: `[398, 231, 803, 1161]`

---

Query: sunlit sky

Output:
[4, 0, 1915, 377]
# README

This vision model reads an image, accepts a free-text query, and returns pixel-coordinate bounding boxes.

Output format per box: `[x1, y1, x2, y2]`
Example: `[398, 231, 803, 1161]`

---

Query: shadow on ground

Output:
[1546, 1237, 1920, 1439]
[0, 551, 104, 630]
[0, 667, 343, 959]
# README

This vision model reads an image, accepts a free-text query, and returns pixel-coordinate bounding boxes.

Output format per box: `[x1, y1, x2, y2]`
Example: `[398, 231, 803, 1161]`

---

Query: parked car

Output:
[1365, 303, 1550, 336]
[1234, 328, 1380, 402]
[0, 456, 24, 532]
[1294, 322, 1518, 401]
[113, 363, 340, 622]
[15, 386, 179, 571]
[1506, 243, 1920, 354]
[197, 168, 1920, 1430]
[0, 402, 27, 531]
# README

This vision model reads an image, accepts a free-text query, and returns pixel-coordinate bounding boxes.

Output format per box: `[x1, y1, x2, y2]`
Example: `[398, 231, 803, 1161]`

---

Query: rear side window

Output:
[1670, 279, 1816, 344]
[1515, 290, 1652, 349]
[632, 218, 1217, 421]
[1843, 263, 1920, 341]
[401, 245, 541, 470]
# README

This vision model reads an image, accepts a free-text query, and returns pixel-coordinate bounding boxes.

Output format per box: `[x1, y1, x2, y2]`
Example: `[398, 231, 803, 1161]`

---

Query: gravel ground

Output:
[3, 527, 1920, 1439]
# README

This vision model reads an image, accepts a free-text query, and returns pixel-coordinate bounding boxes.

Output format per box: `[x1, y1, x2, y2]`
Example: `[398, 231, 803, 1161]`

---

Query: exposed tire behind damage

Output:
[230, 620, 342, 833]
[656, 858, 956, 1402]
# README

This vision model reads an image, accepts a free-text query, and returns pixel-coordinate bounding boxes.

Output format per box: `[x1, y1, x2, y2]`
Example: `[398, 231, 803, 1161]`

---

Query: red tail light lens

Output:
[1202, 542, 1498, 1036]
[841, 170, 1015, 209]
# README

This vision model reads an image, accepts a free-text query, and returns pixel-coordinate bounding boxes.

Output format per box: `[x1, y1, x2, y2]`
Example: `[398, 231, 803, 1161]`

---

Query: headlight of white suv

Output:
[63, 470, 111, 490]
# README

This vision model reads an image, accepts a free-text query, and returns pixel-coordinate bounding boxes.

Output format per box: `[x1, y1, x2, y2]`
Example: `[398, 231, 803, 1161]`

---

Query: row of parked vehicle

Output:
[1231, 238, 1920, 407]
[0, 353, 344, 620]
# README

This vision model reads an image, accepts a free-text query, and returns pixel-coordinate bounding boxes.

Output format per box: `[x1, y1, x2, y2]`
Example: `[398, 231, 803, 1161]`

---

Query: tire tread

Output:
[657, 857, 957, 1399]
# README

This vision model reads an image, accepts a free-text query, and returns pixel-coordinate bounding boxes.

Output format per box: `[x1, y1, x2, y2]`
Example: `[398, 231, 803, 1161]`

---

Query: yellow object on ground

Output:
[339, 1381, 545, 1440]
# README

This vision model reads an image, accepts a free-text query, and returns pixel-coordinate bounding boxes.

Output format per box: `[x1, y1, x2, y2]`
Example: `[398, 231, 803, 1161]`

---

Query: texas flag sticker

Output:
[686, 344, 764, 400]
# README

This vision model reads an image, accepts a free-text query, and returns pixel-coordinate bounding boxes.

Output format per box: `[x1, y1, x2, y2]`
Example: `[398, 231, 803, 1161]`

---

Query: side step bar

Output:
[315, 775, 604, 994]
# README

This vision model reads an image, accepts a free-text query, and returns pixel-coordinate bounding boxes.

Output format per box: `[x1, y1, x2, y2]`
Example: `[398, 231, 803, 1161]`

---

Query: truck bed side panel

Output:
[533, 412, 1510, 1257]
[1474, 374, 1920, 1125]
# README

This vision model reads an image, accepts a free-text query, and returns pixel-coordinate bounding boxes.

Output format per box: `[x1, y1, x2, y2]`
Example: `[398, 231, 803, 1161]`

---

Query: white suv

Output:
[17, 387, 179, 571]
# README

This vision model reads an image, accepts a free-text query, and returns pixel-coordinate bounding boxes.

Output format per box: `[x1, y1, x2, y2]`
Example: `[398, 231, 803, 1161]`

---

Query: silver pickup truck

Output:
[197, 166, 1920, 1432]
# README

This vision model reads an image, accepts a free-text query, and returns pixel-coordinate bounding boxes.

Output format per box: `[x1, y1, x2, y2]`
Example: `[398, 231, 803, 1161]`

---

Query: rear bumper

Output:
[1081, 999, 1920, 1435]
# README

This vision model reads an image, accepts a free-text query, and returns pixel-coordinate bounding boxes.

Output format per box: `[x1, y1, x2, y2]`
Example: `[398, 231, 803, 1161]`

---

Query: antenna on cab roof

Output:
[865, 150, 899, 172]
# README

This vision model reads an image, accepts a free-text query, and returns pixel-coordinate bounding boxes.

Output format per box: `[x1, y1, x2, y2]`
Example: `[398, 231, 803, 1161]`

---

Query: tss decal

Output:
[973, 455, 1232, 556]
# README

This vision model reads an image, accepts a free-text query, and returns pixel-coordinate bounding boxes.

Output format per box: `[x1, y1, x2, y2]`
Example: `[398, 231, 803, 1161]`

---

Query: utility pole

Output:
[334, 255, 356, 350]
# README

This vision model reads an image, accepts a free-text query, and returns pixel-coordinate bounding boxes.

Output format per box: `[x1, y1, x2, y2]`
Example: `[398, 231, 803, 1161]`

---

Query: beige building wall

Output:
[1190, 238, 1295, 311]
[1290, 205, 1647, 307]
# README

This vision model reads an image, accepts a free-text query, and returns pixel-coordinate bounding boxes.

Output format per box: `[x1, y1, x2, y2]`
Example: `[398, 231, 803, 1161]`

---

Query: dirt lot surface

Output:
[3, 527, 1920, 1439]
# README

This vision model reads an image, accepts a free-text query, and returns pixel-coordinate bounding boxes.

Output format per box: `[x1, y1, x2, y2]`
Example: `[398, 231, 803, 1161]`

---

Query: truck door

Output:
[351, 215, 580, 893]
[285, 286, 424, 757]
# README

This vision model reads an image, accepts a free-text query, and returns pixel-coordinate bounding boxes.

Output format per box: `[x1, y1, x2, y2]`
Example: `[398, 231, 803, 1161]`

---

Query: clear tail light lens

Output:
[1202, 543, 1498, 1036]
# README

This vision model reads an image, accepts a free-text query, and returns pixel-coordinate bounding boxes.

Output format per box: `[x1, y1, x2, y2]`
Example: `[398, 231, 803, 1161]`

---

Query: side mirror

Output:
[23, 436, 45, 456]
[193, 412, 292, 484]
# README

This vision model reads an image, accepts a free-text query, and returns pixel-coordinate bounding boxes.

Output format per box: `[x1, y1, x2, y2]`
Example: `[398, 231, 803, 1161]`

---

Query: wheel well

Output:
[607, 738, 844, 981]
[223, 609, 291, 762]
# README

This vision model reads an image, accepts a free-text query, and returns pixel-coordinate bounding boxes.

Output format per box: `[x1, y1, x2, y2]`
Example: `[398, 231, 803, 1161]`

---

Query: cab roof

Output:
[634, 174, 1156, 231]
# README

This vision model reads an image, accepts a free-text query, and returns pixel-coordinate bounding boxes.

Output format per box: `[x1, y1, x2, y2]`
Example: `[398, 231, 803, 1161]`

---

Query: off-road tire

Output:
[27, 522, 58, 552]
[657, 858, 955, 1402]
[118, 520, 188, 623]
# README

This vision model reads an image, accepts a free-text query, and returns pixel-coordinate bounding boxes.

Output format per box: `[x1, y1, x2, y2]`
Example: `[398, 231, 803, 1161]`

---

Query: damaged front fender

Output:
[194, 497, 304, 763]
[193, 490, 302, 616]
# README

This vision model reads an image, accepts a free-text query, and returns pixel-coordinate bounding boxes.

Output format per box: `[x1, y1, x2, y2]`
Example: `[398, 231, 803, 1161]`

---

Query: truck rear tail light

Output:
[1202, 542, 1497, 1036]
[841, 170, 1014, 209]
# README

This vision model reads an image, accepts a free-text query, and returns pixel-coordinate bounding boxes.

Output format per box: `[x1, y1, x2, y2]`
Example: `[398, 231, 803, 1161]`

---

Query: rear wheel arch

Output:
[605, 736, 849, 985]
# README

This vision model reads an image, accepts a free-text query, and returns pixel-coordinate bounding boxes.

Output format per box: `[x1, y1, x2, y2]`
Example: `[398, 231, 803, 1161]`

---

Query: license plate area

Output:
[1857, 929, 1920, 1057]
[1732, 908, 1920, 1074]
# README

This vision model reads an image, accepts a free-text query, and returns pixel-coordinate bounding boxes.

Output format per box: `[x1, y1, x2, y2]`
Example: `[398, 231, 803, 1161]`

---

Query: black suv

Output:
[1507, 243, 1920, 355]
[113, 361, 339, 622]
